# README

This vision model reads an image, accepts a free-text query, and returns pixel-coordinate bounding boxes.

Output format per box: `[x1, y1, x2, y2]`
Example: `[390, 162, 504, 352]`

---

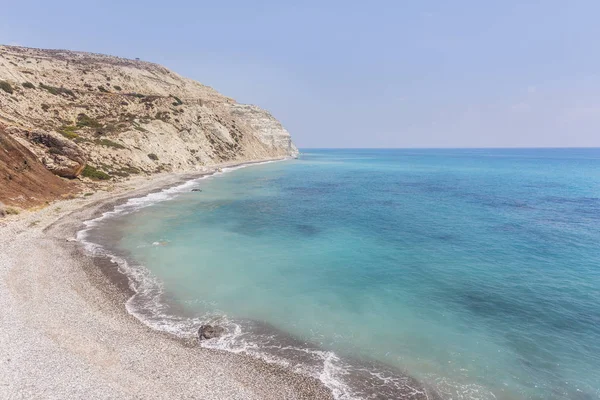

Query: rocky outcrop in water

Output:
[198, 324, 225, 340]
[0, 45, 299, 208]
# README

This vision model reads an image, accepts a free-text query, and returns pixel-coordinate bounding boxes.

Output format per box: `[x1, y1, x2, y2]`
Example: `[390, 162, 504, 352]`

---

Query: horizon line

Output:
[298, 146, 600, 150]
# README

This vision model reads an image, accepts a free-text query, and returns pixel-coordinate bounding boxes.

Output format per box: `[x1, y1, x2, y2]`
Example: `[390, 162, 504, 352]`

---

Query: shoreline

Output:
[0, 159, 333, 400]
[69, 159, 442, 400]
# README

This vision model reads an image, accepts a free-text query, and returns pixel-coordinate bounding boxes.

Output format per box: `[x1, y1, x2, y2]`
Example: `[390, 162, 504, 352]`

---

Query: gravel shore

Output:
[0, 170, 333, 400]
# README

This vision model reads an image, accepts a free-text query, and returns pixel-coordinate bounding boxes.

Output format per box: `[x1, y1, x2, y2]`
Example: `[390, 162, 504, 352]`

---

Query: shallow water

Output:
[83, 149, 600, 399]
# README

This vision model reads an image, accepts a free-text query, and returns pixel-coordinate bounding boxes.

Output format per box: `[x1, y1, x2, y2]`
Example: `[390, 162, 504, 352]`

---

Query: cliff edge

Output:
[0, 45, 298, 208]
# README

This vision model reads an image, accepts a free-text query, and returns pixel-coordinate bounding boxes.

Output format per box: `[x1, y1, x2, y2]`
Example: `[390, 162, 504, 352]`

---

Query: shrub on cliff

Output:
[22, 82, 35, 89]
[113, 85, 122, 91]
[39, 83, 75, 97]
[81, 165, 111, 180]
[0, 202, 20, 216]
[0, 80, 14, 94]
[98, 85, 109, 93]
[155, 111, 170, 122]
[171, 95, 183, 106]
[111, 165, 141, 177]
[148, 153, 159, 161]
[59, 125, 79, 139]
[76, 113, 101, 129]
[95, 138, 126, 149]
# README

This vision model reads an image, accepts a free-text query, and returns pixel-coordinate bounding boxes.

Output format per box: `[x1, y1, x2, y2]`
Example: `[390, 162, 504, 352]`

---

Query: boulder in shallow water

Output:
[191, 188, 202, 192]
[198, 324, 225, 340]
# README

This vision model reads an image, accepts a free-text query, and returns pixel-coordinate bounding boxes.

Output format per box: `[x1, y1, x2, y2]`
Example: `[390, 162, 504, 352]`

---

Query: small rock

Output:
[66, 237, 77, 242]
[191, 188, 202, 192]
[198, 324, 225, 340]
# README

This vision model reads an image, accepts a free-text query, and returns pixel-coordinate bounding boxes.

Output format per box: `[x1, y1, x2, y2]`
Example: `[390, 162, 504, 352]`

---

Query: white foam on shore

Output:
[77, 159, 283, 242]
[73, 158, 357, 398]
[200, 324, 358, 399]
[74, 158, 440, 400]
[76, 160, 287, 336]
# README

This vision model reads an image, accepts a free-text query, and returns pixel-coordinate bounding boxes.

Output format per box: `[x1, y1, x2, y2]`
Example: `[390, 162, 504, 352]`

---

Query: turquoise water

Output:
[86, 149, 600, 399]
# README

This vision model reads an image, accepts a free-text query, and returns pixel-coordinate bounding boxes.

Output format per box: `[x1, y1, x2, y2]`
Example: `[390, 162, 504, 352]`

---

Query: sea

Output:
[78, 149, 600, 400]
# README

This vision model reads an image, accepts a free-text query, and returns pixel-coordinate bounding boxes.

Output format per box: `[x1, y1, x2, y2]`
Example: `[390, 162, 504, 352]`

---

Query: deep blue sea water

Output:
[82, 149, 600, 399]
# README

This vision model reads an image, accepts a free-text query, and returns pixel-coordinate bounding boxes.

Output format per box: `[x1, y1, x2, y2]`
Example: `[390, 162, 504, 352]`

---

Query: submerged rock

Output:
[198, 324, 225, 340]
[191, 188, 202, 192]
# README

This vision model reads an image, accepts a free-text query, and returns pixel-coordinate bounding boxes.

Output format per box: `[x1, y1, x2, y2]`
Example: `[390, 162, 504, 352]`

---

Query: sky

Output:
[2, 1, 600, 148]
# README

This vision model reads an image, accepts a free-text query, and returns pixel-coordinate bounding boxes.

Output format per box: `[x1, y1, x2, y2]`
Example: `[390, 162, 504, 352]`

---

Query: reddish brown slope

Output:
[0, 126, 76, 208]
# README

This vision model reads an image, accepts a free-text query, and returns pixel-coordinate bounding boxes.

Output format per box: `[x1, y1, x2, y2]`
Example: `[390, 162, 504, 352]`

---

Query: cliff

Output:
[0, 126, 76, 209]
[0, 45, 298, 208]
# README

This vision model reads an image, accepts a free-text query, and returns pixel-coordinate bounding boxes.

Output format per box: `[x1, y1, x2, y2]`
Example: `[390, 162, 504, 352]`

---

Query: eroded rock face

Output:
[0, 45, 299, 182]
[27, 131, 87, 178]
[198, 324, 225, 340]
[230, 104, 299, 157]
[0, 125, 76, 207]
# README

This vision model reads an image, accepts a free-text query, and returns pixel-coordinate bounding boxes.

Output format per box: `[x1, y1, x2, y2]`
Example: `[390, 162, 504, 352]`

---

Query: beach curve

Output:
[0, 165, 333, 400]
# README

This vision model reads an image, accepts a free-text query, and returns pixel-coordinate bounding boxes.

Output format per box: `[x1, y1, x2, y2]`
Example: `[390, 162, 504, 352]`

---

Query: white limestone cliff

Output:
[0, 45, 298, 185]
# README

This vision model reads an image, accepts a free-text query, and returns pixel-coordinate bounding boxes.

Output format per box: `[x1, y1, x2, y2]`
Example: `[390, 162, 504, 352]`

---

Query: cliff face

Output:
[0, 125, 76, 208]
[0, 45, 298, 207]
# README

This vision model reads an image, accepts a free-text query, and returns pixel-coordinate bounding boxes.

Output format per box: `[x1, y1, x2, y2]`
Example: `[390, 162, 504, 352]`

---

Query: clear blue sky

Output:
[2, 1, 600, 148]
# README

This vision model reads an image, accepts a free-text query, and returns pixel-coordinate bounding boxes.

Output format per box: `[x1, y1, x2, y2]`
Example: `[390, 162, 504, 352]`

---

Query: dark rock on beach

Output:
[198, 324, 225, 340]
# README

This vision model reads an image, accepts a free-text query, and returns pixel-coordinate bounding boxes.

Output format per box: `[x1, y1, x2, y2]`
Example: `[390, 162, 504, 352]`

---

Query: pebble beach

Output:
[0, 171, 332, 400]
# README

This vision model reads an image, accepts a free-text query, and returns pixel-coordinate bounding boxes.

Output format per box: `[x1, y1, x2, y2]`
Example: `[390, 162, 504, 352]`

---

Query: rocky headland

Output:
[0, 45, 298, 210]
